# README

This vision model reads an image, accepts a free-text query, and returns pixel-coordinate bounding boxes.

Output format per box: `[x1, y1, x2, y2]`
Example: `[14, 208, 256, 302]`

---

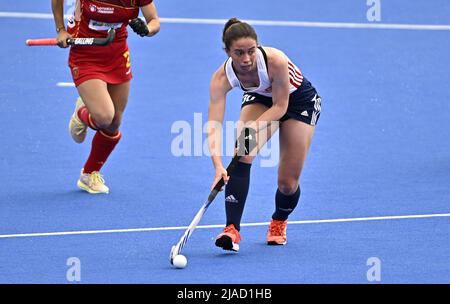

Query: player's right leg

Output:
[215, 101, 278, 251]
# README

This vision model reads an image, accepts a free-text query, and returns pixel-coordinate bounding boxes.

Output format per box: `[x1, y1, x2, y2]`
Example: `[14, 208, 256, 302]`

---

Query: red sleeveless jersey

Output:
[68, 0, 153, 41]
[67, 0, 153, 86]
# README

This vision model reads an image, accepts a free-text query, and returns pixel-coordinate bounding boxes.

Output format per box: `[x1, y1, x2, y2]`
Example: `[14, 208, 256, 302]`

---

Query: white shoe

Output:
[69, 97, 88, 143]
[77, 170, 109, 194]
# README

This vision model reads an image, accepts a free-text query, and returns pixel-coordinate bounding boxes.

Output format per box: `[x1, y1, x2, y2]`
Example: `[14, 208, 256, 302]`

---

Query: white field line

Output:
[56, 82, 75, 87]
[1, 213, 449, 239]
[1, 12, 450, 31]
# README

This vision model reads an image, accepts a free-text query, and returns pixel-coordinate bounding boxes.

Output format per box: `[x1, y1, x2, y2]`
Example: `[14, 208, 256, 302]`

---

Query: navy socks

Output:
[224, 161, 300, 229]
[272, 186, 301, 221]
[224, 161, 252, 231]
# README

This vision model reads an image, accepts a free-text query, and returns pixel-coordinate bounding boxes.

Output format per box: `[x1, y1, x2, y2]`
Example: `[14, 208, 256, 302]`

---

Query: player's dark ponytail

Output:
[222, 17, 258, 50]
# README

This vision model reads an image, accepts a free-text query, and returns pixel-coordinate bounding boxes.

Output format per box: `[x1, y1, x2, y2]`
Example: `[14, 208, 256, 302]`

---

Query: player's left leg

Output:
[83, 81, 130, 174]
[267, 119, 315, 245]
[105, 81, 130, 134]
[77, 82, 130, 194]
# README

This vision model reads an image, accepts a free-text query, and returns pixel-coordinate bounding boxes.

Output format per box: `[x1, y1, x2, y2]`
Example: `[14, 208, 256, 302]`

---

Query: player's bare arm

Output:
[51, 0, 72, 48]
[141, 2, 160, 37]
[207, 65, 232, 188]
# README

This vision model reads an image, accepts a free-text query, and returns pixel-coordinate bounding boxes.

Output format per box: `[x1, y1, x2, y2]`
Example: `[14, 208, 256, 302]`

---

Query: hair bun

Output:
[222, 17, 258, 50]
[222, 17, 241, 42]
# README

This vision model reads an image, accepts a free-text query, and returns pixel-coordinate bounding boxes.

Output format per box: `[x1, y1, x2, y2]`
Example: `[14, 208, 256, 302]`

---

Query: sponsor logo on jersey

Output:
[89, 4, 114, 14]
[89, 19, 123, 31]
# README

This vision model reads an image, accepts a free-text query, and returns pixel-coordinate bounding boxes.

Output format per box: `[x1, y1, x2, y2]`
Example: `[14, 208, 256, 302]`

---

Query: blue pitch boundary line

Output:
[0, 213, 449, 239]
[1, 12, 450, 31]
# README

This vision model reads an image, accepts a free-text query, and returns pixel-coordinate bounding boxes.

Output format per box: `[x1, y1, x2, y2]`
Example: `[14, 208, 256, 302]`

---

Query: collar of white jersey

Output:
[224, 46, 269, 91]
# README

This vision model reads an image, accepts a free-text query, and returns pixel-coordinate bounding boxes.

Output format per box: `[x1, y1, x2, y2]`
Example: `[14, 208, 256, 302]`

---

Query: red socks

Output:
[78, 106, 98, 130]
[83, 130, 122, 174]
[77, 106, 121, 173]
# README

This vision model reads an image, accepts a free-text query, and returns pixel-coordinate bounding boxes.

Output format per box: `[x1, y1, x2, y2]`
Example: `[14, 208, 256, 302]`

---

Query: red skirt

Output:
[68, 40, 132, 86]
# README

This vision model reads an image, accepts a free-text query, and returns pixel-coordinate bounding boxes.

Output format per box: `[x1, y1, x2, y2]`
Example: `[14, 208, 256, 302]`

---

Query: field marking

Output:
[56, 82, 75, 87]
[1, 12, 450, 31]
[1, 212, 449, 239]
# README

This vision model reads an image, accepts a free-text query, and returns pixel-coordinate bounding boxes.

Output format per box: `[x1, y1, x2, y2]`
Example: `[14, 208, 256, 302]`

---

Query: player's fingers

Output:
[211, 181, 220, 191]
[219, 176, 228, 191]
[60, 40, 70, 48]
[57, 33, 71, 48]
[56, 36, 64, 48]
[222, 172, 230, 185]
[129, 18, 140, 27]
[57, 40, 67, 48]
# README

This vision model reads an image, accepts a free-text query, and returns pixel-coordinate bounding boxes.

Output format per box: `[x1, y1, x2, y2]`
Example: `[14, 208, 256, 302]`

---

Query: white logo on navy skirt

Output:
[311, 94, 321, 126]
[312, 94, 321, 113]
[242, 94, 255, 104]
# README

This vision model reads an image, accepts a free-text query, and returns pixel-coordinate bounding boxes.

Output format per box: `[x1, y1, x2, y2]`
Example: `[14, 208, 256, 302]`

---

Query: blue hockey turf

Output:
[0, 0, 449, 283]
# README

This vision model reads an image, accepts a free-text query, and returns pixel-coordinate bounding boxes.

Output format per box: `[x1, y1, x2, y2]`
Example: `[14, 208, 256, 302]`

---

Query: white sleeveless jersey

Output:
[224, 47, 303, 97]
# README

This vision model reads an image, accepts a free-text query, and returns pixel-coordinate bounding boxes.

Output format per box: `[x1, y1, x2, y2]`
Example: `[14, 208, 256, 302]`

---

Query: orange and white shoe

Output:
[266, 219, 287, 245]
[215, 224, 241, 252]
